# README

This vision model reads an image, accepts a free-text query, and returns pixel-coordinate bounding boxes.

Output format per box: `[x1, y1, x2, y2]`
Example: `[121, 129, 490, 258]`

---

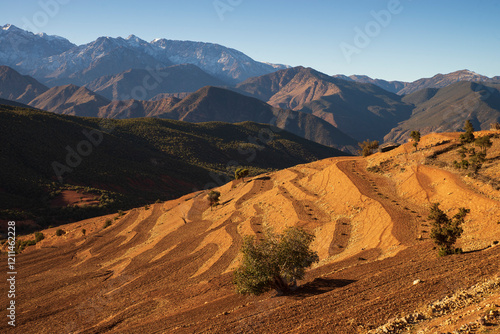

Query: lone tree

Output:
[359, 140, 380, 157]
[233, 226, 319, 295]
[459, 120, 475, 145]
[207, 190, 221, 210]
[235, 168, 249, 181]
[428, 203, 469, 256]
[475, 135, 492, 154]
[410, 130, 421, 151]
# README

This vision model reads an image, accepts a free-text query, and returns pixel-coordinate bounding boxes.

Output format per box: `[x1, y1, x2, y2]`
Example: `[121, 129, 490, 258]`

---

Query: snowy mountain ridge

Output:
[0, 24, 289, 86]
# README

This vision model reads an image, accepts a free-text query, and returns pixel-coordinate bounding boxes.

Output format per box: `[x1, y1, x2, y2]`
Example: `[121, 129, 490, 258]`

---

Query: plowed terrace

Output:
[2, 132, 500, 333]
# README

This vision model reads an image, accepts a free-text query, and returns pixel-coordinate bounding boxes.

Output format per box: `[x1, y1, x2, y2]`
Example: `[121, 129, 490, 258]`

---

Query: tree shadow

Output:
[290, 278, 356, 298]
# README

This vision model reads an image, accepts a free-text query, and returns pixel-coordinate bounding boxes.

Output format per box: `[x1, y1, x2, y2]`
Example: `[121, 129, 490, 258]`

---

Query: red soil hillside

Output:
[2, 131, 500, 333]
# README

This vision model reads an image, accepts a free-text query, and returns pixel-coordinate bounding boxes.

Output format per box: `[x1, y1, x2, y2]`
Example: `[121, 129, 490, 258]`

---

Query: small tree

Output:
[359, 140, 380, 157]
[459, 120, 475, 145]
[235, 168, 249, 181]
[475, 135, 492, 154]
[428, 203, 469, 256]
[207, 190, 221, 210]
[233, 226, 319, 295]
[410, 130, 421, 151]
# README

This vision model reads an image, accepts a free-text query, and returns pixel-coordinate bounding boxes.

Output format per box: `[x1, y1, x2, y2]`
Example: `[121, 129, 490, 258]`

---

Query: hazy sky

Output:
[1, 0, 499, 81]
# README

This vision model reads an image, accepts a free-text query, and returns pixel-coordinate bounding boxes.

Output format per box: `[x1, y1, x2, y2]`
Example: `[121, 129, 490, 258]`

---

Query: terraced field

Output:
[2, 132, 500, 333]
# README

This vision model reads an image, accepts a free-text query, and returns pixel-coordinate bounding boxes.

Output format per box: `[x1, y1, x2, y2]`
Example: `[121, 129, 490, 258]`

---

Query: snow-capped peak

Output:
[2, 24, 26, 33]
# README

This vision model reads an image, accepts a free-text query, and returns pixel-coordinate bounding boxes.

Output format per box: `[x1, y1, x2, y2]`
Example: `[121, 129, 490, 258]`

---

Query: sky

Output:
[1, 0, 499, 82]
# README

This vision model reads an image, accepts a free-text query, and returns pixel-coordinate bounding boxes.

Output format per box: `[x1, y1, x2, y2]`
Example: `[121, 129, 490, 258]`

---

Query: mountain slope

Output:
[385, 81, 500, 143]
[5, 131, 500, 333]
[159, 86, 360, 153]
[237, 67, 413, 141]
[333, 74, 408, 94]
[0, 65, 48, 103]
[85, 64, 226, 100]
[0, 104, 344, 224]
[97, 97, 181, 118]
[28, 84, 111, 116]
[0, 24, 75, 70]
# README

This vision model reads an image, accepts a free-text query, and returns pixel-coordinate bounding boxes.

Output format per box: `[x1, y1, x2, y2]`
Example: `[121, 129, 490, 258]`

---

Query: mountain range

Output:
[0, 65, 360, 153]
[1, 25, 500, 148]
[0, 24, 288, 86]
[335, 69, 500, 95]
[236, 66, 414, 140]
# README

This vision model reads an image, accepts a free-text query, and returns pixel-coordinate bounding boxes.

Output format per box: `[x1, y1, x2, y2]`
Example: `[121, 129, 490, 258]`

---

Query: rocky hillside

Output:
[2, 130, 499, 333]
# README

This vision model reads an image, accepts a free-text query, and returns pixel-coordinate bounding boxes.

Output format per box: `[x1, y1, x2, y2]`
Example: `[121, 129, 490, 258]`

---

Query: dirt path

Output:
[337, 159, 422, 245]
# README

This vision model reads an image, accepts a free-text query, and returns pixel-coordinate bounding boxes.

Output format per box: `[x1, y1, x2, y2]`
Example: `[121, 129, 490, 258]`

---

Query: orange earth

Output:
[1, 131, 500, 333]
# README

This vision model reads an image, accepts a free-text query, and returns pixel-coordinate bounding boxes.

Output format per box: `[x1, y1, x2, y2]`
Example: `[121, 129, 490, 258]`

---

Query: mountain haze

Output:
[29, 84, 111, 117]
[339, 70, 500, 95]
[85, 64, 226, 100]
[385, 81, 500, 143]
[159, 86, 360, 153]
[0, 65, 48, 103]
[238, 67, 413, 141]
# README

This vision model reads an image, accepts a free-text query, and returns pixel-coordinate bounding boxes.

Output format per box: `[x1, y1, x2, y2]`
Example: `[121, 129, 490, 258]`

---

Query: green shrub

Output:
[207, 190, 221, 210]
[103, 219, 112, 229]
[429, 203, 469, 256]
[82, 229, 86, 236]
[233, 226, 319, 295]
[359, 140, 379, 157]
[34, 232, 44, 243]
[55, 229, 65, 236]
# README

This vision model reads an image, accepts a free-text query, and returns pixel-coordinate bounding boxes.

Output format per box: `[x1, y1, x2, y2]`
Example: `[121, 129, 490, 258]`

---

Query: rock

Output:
[413, 279, 422, 285]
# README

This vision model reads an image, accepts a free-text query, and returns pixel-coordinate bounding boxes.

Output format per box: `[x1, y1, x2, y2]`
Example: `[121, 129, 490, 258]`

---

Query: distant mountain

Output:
[85, 64, 226, 100]
[397, 70, 500, 95]
[159, 86, 359, 153]
[385, 81, 500, 143]
[30, 36, 171, 86]
[29, 84, 110, 117]
[0, 24, 75, 71]
[0, 24, 288, 86]
[150, 38, 289, 84]
[0, 104, 344, 223]
[339, 70, 500, 95]
[0, 97, 33, 109]
[237, 66, 413, 141]
[97, 97, 181, 118]
[0, 65, 48, 103]
[332, 74, 408, 94]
